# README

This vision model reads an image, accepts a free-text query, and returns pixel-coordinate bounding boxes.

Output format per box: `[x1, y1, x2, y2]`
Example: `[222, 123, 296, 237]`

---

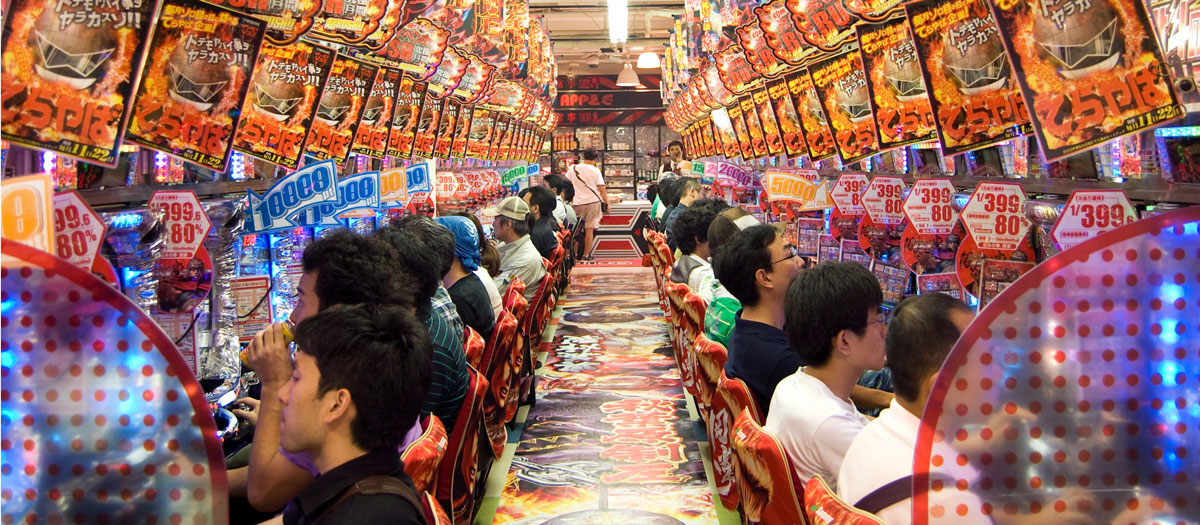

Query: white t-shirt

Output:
[764, 370, 869, 492]
[473, 266, 504, 319]
[687, 257, 713, 296]
[569, 163, 605, 206]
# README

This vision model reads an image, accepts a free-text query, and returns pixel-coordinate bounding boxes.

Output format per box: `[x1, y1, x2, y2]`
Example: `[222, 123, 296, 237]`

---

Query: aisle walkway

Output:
[475, 266, 736, 524]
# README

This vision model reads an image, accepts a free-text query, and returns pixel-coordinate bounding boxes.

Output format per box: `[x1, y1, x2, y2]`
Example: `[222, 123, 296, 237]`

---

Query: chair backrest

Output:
[718, 373, 764, 426]
[692, 333, 728, 410]
[522, 272, 556, 338]
[731, 408, 808, 525]
[435, 366, 489, 524]
[707, 371, 740, 511]
[803, 477, 886, 525]
[683, 291, 707, 340]
[402, 415, 449, 494]
[656, 241, 675, 268]
[503, 278, 528, 321]
[462, 326, 486, 371]
[423, 490, 453, 525]
[481, 310, 519, 456]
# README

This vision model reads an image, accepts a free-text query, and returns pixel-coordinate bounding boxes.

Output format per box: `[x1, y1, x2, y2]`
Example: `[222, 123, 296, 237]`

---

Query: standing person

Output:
[659, 140, 687, 177]
[567, 149, 609, 260]
[434, 216, 497, 340]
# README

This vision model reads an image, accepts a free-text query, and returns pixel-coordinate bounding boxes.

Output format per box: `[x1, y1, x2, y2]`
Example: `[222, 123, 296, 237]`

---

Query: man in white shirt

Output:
[566, 149, 608, 260]
[837, 294, 974, 523]
[765, 262, 887, 492]
[483, 196, 546, 302]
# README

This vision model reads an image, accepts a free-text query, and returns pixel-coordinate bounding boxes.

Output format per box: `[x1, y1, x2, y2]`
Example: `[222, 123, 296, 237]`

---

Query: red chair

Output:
[462, 326, 486, 371]
[692, 333, 727, 414]
[516, 271, 556, 406]
[731, 408, 808, 525]
[435, 366, 489, 524]
[502, 294, 529, 423]
[481, 310, 519, 455]
[710, 371, 764, 511]
[423, 491, 453, 525]
[503, 278, 528, 322]
[665, 282, 693, 391]
[402, 415, 449, 494]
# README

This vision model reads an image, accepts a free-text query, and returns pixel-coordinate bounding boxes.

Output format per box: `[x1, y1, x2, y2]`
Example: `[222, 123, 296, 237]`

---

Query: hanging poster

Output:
[755, 0, 813, 65]
[739, 96, 770, 158]
[768, 79, 808, 158]
[786, 0, 862, 51]
[452, 52, 497, 103]
[426, 46, 470, 100]
[990, 0, 1183, 161]
[727, 103, 755, 161]
[386, 78, 427, 159]
[433, 99, 460, 159]
[715, 45, 760, 95]
[233, 40, 337, 169]
[905, 0, 1032, 155]
[451, 104, 475, 157]
[412, 95, 444, 158]
[362, 0, 409, 50]
[351, 66, 402, 159]
[466, 108, 496, 158]
[753, 87, 786, 156]
[809, 50, 881, 164]
[1, 0, 158, 167]
[787, 70, 837, 161]
[308, 0, 388, 45]
[372, 17, 451, 81]
[702, 64, 739, 107]
[736, 22, 790, 79]
[856, 18, 938, 150]
[207, 0, 319, 45]
[126, 0, 265, 172]
[303, 55, 377, 165]
[714, 113, 743, 159]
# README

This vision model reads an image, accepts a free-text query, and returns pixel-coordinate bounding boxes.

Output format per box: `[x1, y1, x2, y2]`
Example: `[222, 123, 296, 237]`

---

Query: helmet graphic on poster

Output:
[1031, 0, 1122, 80]
[251, 65, 305, 121]
[942, 14, 1011, 95]
[31, 8, 117, 89]
[883, 42, 927, 102]
[837, 74, 872, 122]
[165, 40, 232, 112]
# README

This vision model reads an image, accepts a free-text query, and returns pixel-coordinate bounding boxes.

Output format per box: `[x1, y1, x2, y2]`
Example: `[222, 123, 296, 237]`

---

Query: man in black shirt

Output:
[521, 185, 561, 259]
[279, 304, 431, 524]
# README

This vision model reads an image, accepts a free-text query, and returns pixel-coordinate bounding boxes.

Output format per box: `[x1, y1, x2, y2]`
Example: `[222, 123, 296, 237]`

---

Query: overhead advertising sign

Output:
[244, 160, 338, 233]
[52, 191, 107, 270]
[860, 175, 906, 224]
[856, 18, 938, 150]
[809, 50, 881, 164]
[351, 67, 403, 159]
[788, 70, 837, 161]
[903, 179, 959, 235]
[304, 55, 378, 165]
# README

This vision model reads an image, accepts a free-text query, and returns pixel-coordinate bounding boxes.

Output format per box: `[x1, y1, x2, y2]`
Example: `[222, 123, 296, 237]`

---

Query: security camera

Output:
[586, 55, 600, 69]
[1175, 77, 1196, 93]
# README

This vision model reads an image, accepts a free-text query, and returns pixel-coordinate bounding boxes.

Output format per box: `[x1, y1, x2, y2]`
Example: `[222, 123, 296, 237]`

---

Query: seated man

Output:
[521, 185, 561, 259]
[664, 177, 701, 251]
[702, 207, 759, 346]
[543, 174, 577, 227]
[237, 231, 420, 512]
[837, 293, 974, 523]
[484, 196, 546, 302]
[278, 304, 431, 524]
[669, 199, 729, 291]
[713, 224, 805, 415]
[373, 219, 470, 429]
[766, 262, 887, 491]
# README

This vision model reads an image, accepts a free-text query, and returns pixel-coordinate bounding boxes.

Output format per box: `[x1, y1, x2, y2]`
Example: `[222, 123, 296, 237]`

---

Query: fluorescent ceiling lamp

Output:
[608, 0, 628, 43]
[616, 63, 640, 87]
[636, 52, 660, 69]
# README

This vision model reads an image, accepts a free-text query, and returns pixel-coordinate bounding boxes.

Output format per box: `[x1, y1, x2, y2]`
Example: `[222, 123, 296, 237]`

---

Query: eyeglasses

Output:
[867, 310, 887, 327]
[771, 245, 798, 265]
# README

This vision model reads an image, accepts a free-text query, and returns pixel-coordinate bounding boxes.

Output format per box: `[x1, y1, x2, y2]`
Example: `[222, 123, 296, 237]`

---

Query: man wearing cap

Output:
[484, 196, 546, 302]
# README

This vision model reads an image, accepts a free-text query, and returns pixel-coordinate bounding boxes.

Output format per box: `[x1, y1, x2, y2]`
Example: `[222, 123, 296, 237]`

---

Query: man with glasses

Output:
[765, 262, 889, 491]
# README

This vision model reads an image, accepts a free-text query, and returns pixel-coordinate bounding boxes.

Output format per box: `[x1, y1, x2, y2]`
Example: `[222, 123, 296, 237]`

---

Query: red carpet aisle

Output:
[492, 266, 720, 524]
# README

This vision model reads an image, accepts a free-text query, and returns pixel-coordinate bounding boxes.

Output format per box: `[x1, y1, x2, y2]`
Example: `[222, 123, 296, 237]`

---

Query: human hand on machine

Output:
[230, 397, 260, 430]
[243, 322, 295, 389]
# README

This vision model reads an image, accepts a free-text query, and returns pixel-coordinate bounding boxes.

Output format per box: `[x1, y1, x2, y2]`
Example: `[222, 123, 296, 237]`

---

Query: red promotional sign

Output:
[788, 70, 836, 161]
[961, 182, 1030, 251]
[736, 22, 789, 79]
[809, 49, 880, 164]
[351, 67, 403, 159]
[903, 179, 959, 235]
[149, 191, 212, 260]
[304, 55, 379, 165]
[831, 173, 870, 216]
[755, 0, 812, 65]
[856, 18, 938, 150]
[715, 45, 760, 95]
[51, 191, 106, 271]
[861, 176, 906, 225]
[1051, 190, 1138, 251]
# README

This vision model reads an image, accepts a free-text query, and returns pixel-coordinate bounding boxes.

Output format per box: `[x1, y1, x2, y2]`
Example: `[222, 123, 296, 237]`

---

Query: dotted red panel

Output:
[1, 241, 226, 524]
[914, 209, 1200, 524]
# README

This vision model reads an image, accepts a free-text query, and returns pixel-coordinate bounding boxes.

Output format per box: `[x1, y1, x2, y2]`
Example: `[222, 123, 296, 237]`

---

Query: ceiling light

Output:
[616, 63, 640, 87]
[608, 0, 628, 43]
[636, 52, 660, 69]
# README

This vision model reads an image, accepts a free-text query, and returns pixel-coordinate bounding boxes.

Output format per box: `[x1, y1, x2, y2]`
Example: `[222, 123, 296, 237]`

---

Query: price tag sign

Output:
[860, 176, 906, 225]
[961, 182, 1030, 251]
[149, 191, 212, 260]
[830, 173, 869, 216]
[1, 174, 54, 252]
[52, 191, 107, 269]
[904, 179, 959, 235]
[380, 167, 409, 208]
[1051, 190, 1137, 251]
[231, 276, 272, 343]
[764, 170, 833, 210]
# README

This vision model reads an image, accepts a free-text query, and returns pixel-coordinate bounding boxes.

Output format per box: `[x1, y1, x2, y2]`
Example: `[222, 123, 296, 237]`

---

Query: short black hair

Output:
[660, 178, 683, 207]
[294, 304, 432, 451]
[668, 140, 684, 151]
[301, 229, 415, 310]
[886, 294, 972, 401]
[675, 199, 729, 255]
[712, 224, 778, 307]
[785, 262, 883, 367]
[543, 174, 567, 195]
[646, 183, 659, 204]
[561, 183, 575, 203]
[393, 214, 456, 277]
[582, 149, 599, 161]
[523, 185, 557, 218]
[372, 220, 449, 304]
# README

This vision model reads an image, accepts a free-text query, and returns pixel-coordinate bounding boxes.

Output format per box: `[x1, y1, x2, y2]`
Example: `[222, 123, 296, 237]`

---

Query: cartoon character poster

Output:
[906, 0, 1033, 155]
[1, 0, 159, 166]
[787, 70, 837, 161]
[232, 40, 336, 169]
[351, 66, 402, 159]
[126, 0, 265, 172]
[386, 78, 427, 159]
[809, 49, 882, 164]
[466, 107, 496, 159]
[303, 54, 377, 165]
[990, 0, 1184, 161]
[857, 17, 939, 150]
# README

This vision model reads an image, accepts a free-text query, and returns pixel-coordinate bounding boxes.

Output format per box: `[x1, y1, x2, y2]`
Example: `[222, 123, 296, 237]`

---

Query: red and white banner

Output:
[1051, 190, 1138, 251]
[961, 182, 1030, 251]
[904, 179, 959, 235]
[830, 173, 870, 216]
[52, 191, 107, 270]
[860, 176, 906, 225]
